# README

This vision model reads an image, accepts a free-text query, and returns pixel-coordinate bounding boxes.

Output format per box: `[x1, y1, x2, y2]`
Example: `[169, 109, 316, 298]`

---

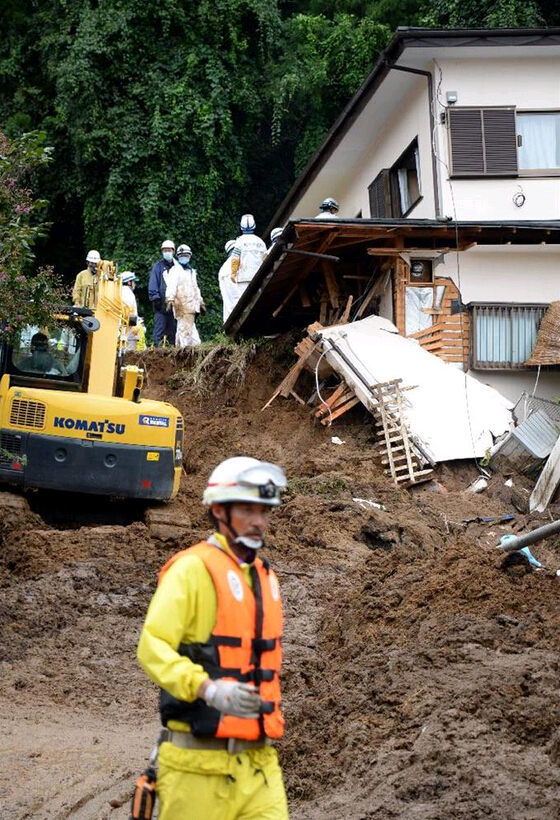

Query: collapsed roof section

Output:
[225, 219, 560, 339]
[315, 315, 512, 464]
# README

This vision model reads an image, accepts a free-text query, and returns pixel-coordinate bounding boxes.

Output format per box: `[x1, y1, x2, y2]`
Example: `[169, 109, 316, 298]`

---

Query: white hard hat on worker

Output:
[203, 457, 287, 555]
[203, 456, 286, 507]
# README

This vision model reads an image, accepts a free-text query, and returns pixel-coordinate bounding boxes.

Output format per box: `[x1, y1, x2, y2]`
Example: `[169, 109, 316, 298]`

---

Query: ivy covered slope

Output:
[0, 0, 557, 334]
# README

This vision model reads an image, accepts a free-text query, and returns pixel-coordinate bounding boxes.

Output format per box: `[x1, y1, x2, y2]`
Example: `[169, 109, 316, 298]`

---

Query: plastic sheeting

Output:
[317, 315, 513, 463]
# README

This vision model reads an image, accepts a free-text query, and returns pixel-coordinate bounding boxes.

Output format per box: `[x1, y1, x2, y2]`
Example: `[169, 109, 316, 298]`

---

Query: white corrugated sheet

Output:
[316, 315, 513, 463]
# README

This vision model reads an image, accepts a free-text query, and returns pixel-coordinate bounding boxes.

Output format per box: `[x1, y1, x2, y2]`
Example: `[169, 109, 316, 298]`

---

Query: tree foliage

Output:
[422, 0, 543, 27]
[0, 129, 66, 338]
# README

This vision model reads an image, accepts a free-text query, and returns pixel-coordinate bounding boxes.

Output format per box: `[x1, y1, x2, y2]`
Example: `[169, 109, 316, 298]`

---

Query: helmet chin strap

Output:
[218, 508, 264, 555]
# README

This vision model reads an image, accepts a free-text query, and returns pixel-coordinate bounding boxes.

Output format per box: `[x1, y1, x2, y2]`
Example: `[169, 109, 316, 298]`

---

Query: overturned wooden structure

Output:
[263, 323, 434, 488]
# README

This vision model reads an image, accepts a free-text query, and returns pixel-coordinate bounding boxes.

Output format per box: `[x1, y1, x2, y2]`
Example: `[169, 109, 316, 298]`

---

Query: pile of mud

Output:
[2, 343, 560, 820]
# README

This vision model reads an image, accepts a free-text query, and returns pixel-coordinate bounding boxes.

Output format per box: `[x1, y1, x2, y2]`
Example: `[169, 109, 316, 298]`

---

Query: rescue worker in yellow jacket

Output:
[137, 456, 289, 820]
[72, 249, 101, 308]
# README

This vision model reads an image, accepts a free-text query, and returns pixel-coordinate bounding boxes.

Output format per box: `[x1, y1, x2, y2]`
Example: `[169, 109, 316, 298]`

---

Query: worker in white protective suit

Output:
[314, 197, 339, 219]
[266, 227, 283, 254]
[165, 244, 205, 348]
[230, 214, 266, 305]
[120, 271, 142, 351]
[218, 239, 238, 323]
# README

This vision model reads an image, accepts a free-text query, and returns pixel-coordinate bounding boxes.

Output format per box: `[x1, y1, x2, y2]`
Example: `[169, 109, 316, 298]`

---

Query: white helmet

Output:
[270, 228, 283, 243]
[203, 456, 287, 507]
[240, 214, 256, 233]
[86, 250, 101, 263]
[225, 240, 236, 254]
[120, 271, 137, 285]
[161, 239, 175, 251]
[319, 197, 339, 213]
[177, 244, 192, 256]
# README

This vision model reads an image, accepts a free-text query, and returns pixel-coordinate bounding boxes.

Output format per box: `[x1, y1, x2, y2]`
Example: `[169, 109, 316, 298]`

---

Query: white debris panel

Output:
[316, 315, 513, 463]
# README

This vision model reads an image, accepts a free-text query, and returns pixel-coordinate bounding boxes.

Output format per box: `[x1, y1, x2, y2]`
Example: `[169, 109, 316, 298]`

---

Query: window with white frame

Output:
[470, 303, 547, 370]
[517, 112, 560, 172]
[448, 108, 560, 176]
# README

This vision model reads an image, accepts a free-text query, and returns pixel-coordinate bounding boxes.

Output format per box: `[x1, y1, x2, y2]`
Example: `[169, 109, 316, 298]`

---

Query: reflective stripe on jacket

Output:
[158, 540, 284, 741]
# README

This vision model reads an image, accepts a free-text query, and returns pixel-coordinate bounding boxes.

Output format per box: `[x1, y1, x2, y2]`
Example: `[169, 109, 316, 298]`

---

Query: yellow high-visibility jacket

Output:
[72, 269, 97, 308]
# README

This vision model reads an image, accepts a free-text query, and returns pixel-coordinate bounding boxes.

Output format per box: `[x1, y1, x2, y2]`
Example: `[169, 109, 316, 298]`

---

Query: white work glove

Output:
[203, 680, 260, 718]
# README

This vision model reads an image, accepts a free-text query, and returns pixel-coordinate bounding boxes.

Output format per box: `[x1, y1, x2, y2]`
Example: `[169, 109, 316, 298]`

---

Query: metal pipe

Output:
[285, 248, 340, 262]
[499, 519, 560, 553]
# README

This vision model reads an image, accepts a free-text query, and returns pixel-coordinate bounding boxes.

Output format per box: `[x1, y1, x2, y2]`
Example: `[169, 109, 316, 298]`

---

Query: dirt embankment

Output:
[1, 343, 560, 820]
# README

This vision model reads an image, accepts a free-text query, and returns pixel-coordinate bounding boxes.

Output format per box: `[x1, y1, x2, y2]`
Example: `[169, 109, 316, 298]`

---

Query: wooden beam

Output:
[298, 283, 311, 307]
[320, 396, 360, 424]
[322, 261, 340, 309]
[271, 232, 338, 317]
[272, 281, 300, 318]
[262, 340, 319, 409]
[355, 270, 389, 320]
[340, 294, 353, 324]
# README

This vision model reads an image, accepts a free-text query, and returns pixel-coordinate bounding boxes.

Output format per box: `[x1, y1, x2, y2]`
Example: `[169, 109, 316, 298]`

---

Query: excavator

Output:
[0, 261, 183, 501]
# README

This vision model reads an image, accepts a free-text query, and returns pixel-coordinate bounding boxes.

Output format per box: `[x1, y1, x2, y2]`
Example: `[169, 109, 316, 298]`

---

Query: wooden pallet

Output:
[370, 379, 433, 487]
[313, 382, 360, 425]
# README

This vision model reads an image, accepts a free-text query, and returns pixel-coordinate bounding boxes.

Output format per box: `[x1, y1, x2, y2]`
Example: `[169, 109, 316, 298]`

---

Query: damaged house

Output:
[225, 27, 560, 485]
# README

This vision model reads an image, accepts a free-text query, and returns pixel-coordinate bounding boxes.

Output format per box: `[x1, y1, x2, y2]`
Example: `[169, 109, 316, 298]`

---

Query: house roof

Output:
[226, 218, 560, 338]
[266, 27, 560, 233]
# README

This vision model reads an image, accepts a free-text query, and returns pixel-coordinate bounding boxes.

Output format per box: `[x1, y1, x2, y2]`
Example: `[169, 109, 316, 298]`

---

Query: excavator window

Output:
[8, 324, 86, 388]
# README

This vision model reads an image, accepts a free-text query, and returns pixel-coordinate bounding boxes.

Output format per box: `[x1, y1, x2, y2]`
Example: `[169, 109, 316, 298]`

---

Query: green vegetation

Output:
[0, 129, 66, 337]
[287, 474, 349, 498]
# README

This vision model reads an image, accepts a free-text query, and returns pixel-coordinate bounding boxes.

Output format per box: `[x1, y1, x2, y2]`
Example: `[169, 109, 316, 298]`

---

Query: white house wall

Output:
[442, 246, 560, 304]
[287, 50, 560, 222]
[434, 57, 560, 221]
[356, 78, 436, 219]
[288, 71, 437, 220]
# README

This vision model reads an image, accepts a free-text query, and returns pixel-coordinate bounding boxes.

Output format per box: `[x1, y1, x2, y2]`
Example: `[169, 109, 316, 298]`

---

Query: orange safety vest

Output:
[157, 541, 284, 741]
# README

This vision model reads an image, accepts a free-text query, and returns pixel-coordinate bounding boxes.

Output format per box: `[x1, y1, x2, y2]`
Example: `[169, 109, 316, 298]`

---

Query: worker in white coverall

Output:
[165, 244, 205, 348]
[266, 227, 283, 255]
[230, 214, 266, 306]
[219, 239, 238, 323]
[137, 456, 290, 820]
[314, 197, 339, 219]
[120, 271, 141, 351]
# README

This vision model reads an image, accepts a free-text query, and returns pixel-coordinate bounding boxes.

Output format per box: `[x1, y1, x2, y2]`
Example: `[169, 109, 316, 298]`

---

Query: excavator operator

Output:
[19, 332, 66, 376]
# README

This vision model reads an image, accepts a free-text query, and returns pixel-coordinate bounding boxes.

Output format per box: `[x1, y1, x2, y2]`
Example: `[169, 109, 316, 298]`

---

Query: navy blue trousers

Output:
[153, 311, 177, 347]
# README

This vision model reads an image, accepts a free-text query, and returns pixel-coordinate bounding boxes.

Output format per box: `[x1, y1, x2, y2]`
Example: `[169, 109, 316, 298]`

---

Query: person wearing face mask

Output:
[137, 456, 289, 820]
[73, 249, 101, 308]
[165, 244, 206, 348]
[149, 239, 177, 347]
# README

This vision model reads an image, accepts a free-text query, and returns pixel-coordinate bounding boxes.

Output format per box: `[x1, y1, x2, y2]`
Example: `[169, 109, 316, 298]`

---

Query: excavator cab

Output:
[4, 318, 89, 390]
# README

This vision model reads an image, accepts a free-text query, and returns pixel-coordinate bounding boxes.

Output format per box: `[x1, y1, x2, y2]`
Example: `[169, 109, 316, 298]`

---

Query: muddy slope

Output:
[1, 344, 560, 820]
